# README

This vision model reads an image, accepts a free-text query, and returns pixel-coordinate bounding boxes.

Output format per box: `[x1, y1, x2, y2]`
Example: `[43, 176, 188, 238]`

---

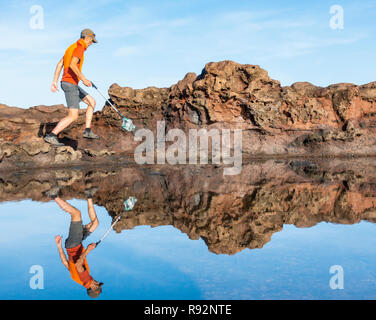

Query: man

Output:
[50, 187, 104, 298]
[45, 29, 99, 146]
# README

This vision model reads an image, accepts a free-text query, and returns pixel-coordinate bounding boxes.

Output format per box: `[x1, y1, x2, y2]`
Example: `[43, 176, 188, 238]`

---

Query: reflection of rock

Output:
[83, 148, 116, 158]
[55, 169, 83, 186]
[2, 61, 376, 169]
[1, 159, 376, 255]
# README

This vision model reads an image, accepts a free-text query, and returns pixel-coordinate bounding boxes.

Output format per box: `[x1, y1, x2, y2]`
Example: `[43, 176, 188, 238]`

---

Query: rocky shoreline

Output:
[1, 60, 376, 170]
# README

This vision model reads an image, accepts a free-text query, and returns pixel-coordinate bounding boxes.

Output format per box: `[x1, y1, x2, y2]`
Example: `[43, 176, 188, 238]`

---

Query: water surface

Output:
[0, 159, 375, 299]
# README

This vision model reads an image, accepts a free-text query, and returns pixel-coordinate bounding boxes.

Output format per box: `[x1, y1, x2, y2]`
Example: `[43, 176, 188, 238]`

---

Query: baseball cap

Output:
[81, 28, 98, 43]
[87, 282, 104, 299]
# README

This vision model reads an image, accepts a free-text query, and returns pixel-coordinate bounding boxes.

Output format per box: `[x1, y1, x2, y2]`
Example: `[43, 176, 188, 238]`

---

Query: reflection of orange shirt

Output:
[66, 243, 93, 288]
[61, 39, 88, 85]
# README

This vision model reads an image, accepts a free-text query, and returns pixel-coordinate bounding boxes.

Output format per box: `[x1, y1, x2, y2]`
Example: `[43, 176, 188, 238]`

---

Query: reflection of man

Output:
[49, 187, 103, 298]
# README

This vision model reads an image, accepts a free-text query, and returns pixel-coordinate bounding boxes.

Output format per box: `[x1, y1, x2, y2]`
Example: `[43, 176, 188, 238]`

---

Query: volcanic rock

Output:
[1, 60, 376, 169]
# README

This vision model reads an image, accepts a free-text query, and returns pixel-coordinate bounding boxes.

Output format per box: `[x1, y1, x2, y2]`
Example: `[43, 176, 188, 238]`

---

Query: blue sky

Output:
[0, 0, 375, 108]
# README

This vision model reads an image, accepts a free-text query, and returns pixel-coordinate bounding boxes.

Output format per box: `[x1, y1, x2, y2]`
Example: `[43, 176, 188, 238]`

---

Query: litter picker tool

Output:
[95, 196, 137, 247]
[91, 82, 135, 132]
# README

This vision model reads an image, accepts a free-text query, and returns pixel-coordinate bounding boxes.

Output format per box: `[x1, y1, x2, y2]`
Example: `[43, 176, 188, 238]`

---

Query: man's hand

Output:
[82, 78, 92, 87]
[51, 82, 59, 92]
[55, 235, 69, 269]
[51, 58, 63, 92]
[86, 243, 96, 252]
[55, 235, 63, 247]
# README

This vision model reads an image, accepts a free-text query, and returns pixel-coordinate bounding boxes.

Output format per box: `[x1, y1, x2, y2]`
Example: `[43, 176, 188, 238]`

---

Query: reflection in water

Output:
[48, 189, 103, 298]
[0, 158, 376, 298]
[96, 196, 137, 246]
[1, 158, 376, 255]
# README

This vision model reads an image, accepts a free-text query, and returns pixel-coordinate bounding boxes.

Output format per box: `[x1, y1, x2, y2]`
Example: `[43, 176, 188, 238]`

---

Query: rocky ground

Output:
[1, 60, 376, 170]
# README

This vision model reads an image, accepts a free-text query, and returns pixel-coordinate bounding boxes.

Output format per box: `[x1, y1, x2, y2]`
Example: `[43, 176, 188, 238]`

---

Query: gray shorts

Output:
[61, 81, 89, 109]
[65, 220, 92, 249]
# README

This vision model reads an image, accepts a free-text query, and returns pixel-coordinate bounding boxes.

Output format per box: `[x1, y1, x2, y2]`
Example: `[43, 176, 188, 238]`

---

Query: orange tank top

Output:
[61, 39, 87, 85]
[67, 244, 91, 286]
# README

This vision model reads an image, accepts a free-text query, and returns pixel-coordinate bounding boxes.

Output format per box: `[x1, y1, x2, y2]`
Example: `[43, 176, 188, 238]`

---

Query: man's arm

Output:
[55, 235, 69, 269]
[51, 57, 64, 92]
[69, 56, 91, 87]
[75, 243, 96, 272]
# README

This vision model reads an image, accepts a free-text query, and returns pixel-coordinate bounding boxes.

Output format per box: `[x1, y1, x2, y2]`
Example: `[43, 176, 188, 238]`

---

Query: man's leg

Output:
[80, 89, 99, 139]
[45, 81, 80, 146]
[82, 95, 99, 139]
[82, 95, 96, 130]
[54, 197, 86, 249]
[84, 198, 99, 234]
[51, 108, 79, 135]
[54, 197, 81, 221]
[44, 109, 78, 146]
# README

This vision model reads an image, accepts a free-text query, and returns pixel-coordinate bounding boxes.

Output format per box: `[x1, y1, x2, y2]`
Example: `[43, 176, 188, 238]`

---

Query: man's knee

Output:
[70, 209, 82, 221]
[85, 96, 96, 109]
[68, 110, 79, 121]
[85, 218, 98, 232]
[92, 218, 99, 229]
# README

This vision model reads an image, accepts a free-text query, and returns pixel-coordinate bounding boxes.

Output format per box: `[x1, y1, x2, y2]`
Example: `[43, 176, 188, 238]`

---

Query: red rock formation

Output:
[1, 60, 376, 169]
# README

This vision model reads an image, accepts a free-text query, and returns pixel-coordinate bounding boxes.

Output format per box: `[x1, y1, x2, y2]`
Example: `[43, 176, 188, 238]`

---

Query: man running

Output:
[45, 29, 99, 146]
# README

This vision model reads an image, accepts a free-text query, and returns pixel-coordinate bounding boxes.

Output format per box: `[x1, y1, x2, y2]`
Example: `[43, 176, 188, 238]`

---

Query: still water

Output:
[0, 158, 375, 299]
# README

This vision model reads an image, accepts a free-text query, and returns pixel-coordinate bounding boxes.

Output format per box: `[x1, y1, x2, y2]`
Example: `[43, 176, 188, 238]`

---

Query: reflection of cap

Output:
[87, 282, 104, 299]
[80, 28, 98, 43]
